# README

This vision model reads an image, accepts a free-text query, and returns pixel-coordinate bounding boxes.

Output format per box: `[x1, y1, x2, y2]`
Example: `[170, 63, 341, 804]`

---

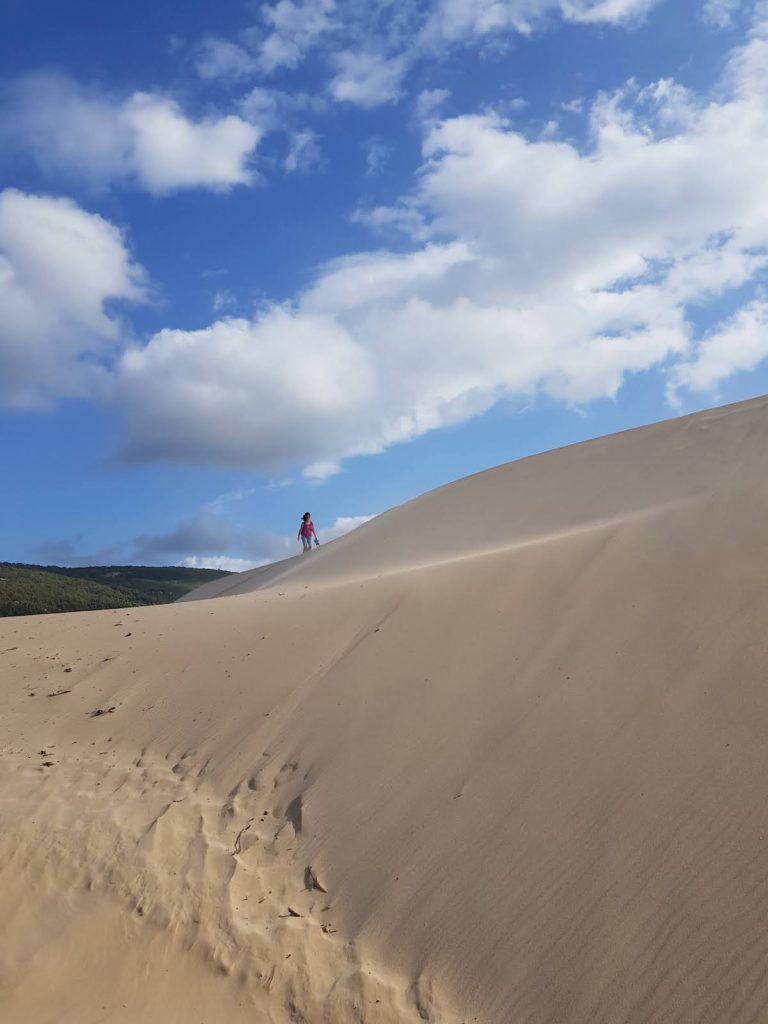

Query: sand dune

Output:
[3, 395, 768, 1023]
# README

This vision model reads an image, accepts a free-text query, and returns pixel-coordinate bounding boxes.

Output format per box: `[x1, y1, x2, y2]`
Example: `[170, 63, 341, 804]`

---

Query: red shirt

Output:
[300, 520, 314, 538]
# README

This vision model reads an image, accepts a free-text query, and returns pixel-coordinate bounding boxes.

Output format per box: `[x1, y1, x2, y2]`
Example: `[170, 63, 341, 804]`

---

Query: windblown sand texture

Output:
[3, 396, 768, 1024]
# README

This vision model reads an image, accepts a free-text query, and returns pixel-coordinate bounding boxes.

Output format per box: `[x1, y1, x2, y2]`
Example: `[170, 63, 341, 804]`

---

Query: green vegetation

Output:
[0, 563, 232, 617]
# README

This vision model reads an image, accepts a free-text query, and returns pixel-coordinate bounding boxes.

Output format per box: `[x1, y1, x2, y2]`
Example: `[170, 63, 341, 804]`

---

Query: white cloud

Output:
[236, 87, 327, 171]
[194, 2, 334, 84]
[248, 0, 335, 73]
[499, 96, 528, 113]
[112, 309, 378, 469]
[0, 189, 145, 409]
[239, 86, 326, 130]
[199, 0, 658, 110]
[1, 73, 261, 194]
[102, 12, 768, 473]
[183, 555, 260, 572]
[559, 0, 659, 25]
[323, 514, 375, 540]
[212, 289, 237, 313]
[329, 51, 408, 107]
[301, 242, 474, 313]
[415, 88, 451, 120]
[206, 487, 257, 511]
[352, 202, 430, 241]
[195, 38, 261, 80]
[284, 129, 324, 172]
[124, 93, 260, 193]
[419, 0, 659, 46]
[304, 460, 342, 481]
[702, 0, 742, 28]
[7, 13, 768, 475]
[667, 301, 768, 401]
[363, 137, 391, 175]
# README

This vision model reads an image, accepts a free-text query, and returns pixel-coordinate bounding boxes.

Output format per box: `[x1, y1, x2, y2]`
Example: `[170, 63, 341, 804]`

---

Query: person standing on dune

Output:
[298, 513, 320, 552]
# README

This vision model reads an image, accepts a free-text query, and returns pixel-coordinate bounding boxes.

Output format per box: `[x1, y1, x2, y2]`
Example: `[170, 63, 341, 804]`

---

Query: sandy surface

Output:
[3, 395, 768, 1023]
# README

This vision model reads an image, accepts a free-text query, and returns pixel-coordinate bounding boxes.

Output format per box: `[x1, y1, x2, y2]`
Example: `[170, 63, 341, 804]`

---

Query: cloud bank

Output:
[38, 510, 375, 571]
[110, 13, 768, 473]
[3, 14, 768, 475]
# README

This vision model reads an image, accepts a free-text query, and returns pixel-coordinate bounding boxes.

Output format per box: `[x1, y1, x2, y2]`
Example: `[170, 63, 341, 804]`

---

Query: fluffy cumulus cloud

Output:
[1, 73, 260, 193]
[112, 309, 379, 475]
[96, 13, 768, 474]
[0, 189, 145, 409]
[6, 12, 768, 476]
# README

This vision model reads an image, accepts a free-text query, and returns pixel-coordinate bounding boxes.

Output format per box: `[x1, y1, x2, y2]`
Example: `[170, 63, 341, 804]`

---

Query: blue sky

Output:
[2, 0, 768, 570]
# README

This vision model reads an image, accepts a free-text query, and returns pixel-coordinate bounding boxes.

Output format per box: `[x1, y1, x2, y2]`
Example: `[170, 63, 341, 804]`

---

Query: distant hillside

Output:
[0, 563, 232, 617]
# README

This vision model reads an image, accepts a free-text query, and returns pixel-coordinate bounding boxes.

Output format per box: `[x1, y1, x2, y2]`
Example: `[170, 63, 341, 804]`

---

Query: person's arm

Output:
[313, 524, 320, 545]
[297, 523, 303, 541]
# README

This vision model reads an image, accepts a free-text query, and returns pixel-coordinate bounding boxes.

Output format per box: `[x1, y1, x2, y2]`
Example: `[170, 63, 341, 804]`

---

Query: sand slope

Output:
[3, 396, 768, 1023]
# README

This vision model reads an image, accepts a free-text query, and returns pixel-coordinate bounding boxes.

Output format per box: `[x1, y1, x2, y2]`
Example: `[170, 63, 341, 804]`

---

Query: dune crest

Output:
[4, 395, 768, 1023]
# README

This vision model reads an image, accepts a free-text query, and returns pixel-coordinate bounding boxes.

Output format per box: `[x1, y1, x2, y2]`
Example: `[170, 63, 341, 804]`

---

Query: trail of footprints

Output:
[0, 746, 449, 1024]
